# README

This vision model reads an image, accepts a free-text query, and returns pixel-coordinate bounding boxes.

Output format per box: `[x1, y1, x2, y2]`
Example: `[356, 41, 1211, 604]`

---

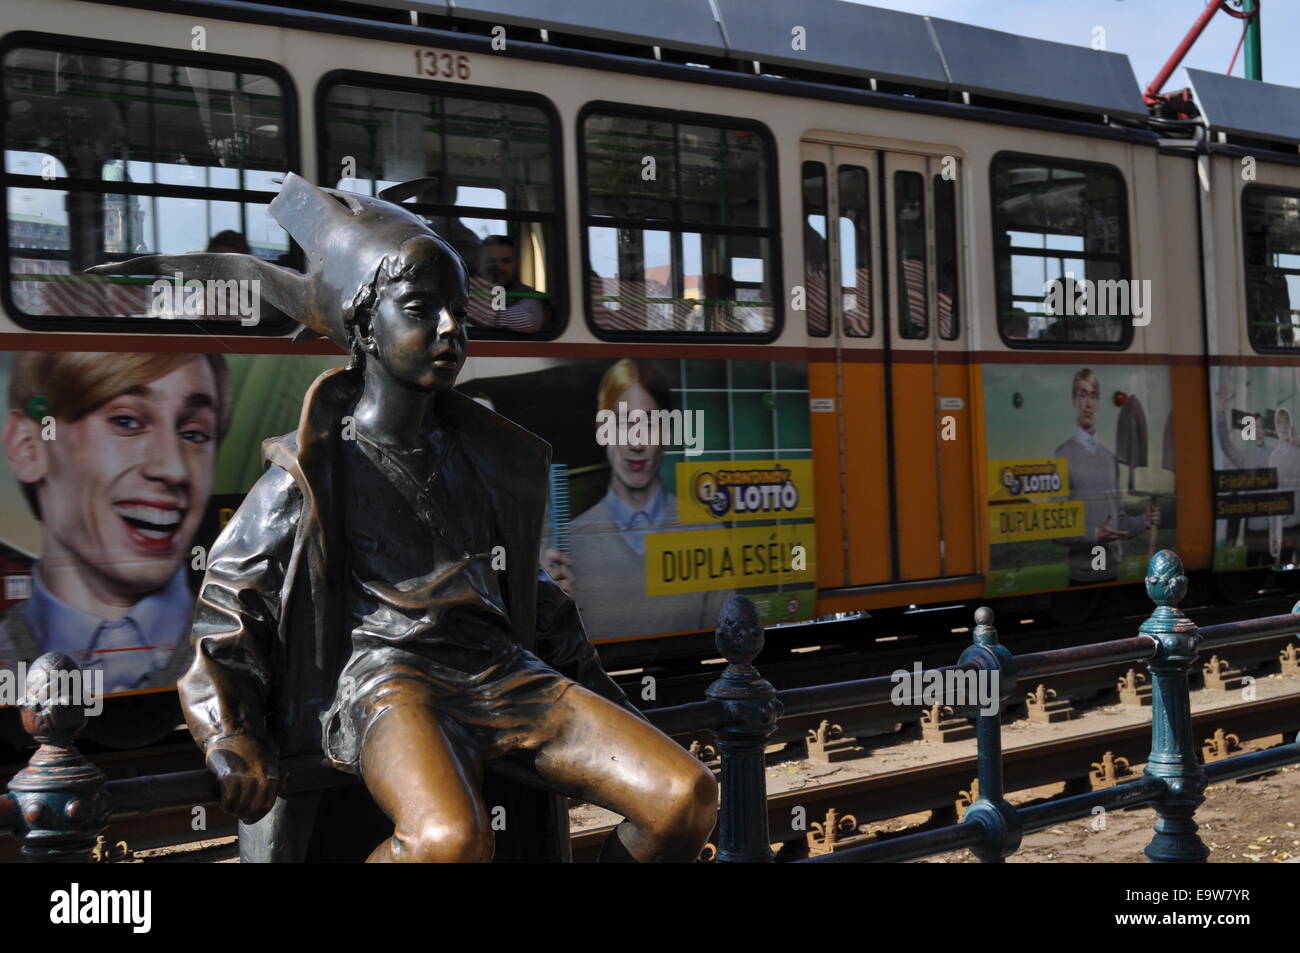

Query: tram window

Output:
[1243, 187, 1300, 353]
[991, 155, 1129, 348]
[839, 165, 871, 338]
[894, 171, 927, 340]
[3, 45, 293, 326]
[321, 80, 559, 335]
[802, 161, 829, 338]
[934, 175, 959, 340]
[582, 109, 778, 336]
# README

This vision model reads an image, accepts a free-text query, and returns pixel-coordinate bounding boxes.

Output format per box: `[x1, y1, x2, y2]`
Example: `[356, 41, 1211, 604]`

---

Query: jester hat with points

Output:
[87, 173, 462, 348]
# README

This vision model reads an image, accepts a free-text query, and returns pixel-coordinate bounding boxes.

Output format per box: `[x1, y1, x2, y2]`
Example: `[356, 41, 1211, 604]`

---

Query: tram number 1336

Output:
[413, 49, 471, 80]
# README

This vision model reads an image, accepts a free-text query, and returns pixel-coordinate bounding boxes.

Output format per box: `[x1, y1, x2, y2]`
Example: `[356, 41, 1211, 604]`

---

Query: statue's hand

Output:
[206, 734, 280, 823]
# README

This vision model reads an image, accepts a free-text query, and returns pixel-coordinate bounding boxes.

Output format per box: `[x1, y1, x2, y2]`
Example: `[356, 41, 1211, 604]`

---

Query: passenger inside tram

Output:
[474, 235, 548, 333]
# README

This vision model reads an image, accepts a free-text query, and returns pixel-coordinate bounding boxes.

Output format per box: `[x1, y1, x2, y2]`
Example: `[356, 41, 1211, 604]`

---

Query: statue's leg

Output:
[496, 684, 717, 863]
[358, 680, 491, 863]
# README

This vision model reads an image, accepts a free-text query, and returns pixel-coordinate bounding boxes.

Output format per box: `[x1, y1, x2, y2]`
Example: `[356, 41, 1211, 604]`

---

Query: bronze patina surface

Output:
[88, 174, 717, 862]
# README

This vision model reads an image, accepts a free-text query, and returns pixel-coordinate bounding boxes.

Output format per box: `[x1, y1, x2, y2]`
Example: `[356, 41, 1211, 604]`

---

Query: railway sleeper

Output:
[667, 644, 1300, 771]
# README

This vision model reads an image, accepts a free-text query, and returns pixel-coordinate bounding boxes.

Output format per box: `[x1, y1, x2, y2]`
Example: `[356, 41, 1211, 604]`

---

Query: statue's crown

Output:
[85, 173, 466, 350]
[268, 174, 460, 347]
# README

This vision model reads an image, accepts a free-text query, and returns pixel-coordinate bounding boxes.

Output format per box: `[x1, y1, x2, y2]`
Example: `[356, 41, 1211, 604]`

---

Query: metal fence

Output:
[2, 548, 1298, 862]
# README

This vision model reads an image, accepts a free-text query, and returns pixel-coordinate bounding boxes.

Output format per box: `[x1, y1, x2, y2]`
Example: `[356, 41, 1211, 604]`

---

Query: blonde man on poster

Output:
[1055, 368, 1157, 585]
[1, 352, 229, 694]
[547, 359, 730, 639]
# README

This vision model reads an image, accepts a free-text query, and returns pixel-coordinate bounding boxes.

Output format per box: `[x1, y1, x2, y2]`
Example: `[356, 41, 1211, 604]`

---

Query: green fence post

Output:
[1140, 550, 1210, 863]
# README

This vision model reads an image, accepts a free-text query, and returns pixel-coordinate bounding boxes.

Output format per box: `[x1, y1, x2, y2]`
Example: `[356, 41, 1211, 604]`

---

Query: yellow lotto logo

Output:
[692, 471, 718, 508]
[988, 458, 1070, 502]
[677, 459, 815, 522]
[644, 525, 816, 596]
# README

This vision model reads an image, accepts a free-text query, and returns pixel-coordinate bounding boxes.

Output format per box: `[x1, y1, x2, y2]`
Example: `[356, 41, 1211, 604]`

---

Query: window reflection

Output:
[3, 45, 291, 325]
[584, 111, 776, 335]
[802, 161, 829, 338]
[992, 157, 1127, 346]
[895, 171, 927, 340]
[322, 84, 557, 334]
[1244, 189, 1300, 352]
[934, 174, 959, 341]
[838, 165, 871, 338]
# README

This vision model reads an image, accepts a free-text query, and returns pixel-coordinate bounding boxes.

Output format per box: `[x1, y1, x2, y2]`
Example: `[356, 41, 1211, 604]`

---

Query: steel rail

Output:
[569, 691, 1300, 862]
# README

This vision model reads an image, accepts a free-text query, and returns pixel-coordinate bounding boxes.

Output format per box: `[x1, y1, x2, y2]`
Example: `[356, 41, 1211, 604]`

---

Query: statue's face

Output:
[366, 243, 469, 393]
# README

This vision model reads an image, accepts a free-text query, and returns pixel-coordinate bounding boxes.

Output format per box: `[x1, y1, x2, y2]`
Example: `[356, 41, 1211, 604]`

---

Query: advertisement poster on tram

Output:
[1209, 365, 1300, 571]
[0, 351, 815, 699]
[982, 364, 1176, 596]
[0, 351, 347, 699]
[457, 355, 817, 640]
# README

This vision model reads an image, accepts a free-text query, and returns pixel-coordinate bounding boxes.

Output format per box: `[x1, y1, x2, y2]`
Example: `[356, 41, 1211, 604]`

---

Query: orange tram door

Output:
[803, 140, 978, 612]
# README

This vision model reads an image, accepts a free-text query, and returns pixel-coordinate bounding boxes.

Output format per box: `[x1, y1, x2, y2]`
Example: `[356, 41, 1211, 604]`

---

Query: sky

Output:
[852, 0, 1300, 93]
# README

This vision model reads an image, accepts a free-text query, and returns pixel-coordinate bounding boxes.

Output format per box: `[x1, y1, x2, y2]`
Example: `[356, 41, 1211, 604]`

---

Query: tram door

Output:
[803, 142, 976, 589]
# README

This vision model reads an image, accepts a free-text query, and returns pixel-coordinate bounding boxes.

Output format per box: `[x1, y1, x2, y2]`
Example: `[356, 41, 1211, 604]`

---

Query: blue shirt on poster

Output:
[22, 563, 193, 694]
[598, 484, 671, 555]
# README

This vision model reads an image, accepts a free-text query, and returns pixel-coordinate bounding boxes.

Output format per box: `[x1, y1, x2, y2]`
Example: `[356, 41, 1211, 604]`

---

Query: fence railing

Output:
[1, 549, 1298, 862]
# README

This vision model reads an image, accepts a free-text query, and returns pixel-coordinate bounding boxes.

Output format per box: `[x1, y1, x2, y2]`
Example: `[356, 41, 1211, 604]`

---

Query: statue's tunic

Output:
[179, 367, 636, 799]
[320, 424, 568, 772]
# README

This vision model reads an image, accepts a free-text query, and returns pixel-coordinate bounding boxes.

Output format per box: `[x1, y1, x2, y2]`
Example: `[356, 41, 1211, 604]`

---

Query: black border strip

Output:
[1207, 140, 1300, 170]
[314, 67, 568, 342]
[989, 150, 1135, 353]
[4, 176, 282, 204]
[0, 30, 302, 336]
[576, 99, 783, 344]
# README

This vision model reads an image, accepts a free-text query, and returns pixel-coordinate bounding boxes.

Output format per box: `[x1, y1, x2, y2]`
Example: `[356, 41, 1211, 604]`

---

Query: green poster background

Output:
[982, 363, 1176, 596]
[458, 356, 814, 635]
[1210, 365, 1300, 571]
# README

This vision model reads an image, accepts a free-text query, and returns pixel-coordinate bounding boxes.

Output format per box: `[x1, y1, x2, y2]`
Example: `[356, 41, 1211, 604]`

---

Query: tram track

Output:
[13, 681, 1290, 863]
[570, 690, 1300, 862]
[622, 593, 1300, 766]
[620, 592, 1300, 710]
[661, 628, 1299, 753]
[1, 596, 1297, 862]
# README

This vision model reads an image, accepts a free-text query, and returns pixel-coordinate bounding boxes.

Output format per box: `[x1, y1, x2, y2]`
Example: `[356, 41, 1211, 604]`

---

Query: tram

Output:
[2, 0, 1299, 731]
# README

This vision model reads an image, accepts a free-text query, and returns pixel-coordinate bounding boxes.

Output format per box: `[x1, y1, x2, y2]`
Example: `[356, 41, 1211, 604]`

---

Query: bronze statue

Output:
[88, 174, 717, 862]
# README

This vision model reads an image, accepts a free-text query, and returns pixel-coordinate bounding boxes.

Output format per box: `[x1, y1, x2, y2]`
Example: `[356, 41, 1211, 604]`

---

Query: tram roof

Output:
[449, 0, 728, 56]
[1186, 69, 1300, 146]
[361, 0, 1149, 120]
[270, 0, 1300, 134]
[713, 0, 950, 89]
[926, 17, 1145, 119]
